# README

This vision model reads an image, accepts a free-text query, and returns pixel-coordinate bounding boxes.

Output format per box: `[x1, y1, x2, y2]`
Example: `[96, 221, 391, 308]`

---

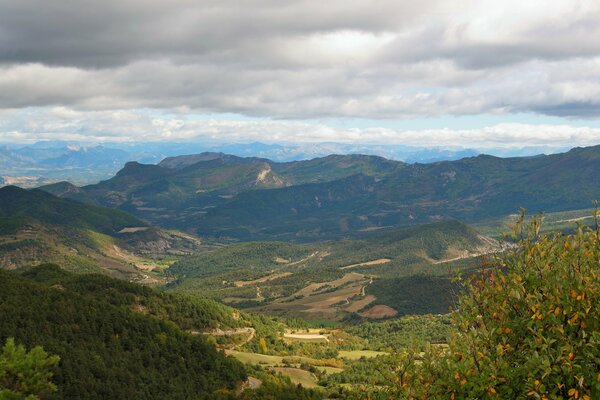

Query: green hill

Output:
[0, 186, 200, 278]
[0, 265, 247, 399]
[0, 185, 145, 235]
[168, 220, 496, 319]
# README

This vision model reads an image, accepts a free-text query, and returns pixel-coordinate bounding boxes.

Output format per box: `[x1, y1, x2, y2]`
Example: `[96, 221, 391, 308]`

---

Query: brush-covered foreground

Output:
[1, 215, 598, 398]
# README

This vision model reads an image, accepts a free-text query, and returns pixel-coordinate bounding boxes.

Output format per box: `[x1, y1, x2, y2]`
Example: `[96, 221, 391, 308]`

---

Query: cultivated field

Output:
[254, 272, 375, 319]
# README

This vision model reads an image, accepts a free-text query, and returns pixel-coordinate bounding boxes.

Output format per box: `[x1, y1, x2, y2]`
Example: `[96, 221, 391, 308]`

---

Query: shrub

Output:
[394, 212, 600, 399]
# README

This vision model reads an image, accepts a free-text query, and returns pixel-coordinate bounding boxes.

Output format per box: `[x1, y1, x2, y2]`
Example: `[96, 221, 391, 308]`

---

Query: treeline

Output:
[21, 264, 247, 331]
[346, 314, 453, 351]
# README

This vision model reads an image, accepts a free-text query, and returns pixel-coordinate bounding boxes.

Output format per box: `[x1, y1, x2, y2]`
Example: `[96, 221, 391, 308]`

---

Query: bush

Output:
[0, 338, 60, 400]
[393, 212, 600, 399]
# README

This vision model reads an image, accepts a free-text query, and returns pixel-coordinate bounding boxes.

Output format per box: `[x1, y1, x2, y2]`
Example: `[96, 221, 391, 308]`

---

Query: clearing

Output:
[225, 350, 283, 366]
[339, 258, 391, 270]
[234, 272, 293, 287]
[360, 305, 398, 319]
[283, 332, 329, 343]
[273, 367, 319, 388]
[117, 227, 149, 233]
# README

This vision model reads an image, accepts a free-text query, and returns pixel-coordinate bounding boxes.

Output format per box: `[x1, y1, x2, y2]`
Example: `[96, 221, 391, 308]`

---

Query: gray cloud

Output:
[0, 0, 599, 119]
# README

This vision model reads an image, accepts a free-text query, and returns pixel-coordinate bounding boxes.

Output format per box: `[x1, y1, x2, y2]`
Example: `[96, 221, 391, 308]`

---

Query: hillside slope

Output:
[0, 186, 200, 278]
[41, 145, 600, 241]
[195, 146, 600, 240]
[0, 265, 247, 399]
[168, 220, 498, 319]
[41, 153, 401, 232]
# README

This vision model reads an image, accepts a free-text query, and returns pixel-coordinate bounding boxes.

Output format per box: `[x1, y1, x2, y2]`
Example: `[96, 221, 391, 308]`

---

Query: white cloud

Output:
[1, 108, 600, 149]
[0, 0, 598, 121]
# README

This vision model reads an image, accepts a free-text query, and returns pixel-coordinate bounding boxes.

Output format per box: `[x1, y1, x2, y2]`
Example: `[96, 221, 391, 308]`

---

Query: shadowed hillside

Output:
[41, 146, 600, 241]
[0, 186, 200, 278]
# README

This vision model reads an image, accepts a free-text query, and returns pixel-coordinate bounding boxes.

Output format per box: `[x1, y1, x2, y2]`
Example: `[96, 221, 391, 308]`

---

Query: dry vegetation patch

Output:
[339, 258, 391, 270]
[234, 272, 293, 287]
[359, 304, 398, 319]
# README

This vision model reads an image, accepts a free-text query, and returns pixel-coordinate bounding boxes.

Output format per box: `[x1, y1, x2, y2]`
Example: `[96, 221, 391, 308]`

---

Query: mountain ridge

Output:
[40, 144, 600, 241]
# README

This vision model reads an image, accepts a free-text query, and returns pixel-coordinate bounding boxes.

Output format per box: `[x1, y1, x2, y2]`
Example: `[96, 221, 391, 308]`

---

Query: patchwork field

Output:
[252, 272, 374, 319]
[225, 349, 340, 390]
[360, 304, 398, 319]
[168, 220, 503, 318]
[234, 272, 293, 287]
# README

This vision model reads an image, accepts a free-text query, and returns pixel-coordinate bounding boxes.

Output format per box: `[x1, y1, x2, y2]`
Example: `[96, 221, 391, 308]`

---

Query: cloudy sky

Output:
[1, 0, 600, 149]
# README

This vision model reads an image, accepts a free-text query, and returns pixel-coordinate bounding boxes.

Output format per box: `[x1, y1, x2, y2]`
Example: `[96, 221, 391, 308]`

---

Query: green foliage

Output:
[169, 220, 487, 318]
[0, 338, 59, 400]
[390, 214, 600, 399]
[319, 354, 400, 388]
[346, 314, 453, 351]
[0, 265, 247, 399]
[366, 274, 462, 317]
[20, 264, 247, 332]
[0, 186, 145, 235]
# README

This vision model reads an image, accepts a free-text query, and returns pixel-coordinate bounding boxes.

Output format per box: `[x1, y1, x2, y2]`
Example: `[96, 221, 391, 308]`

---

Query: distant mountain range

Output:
[0, 140, 570, 187]
[41, 145, 600, 241]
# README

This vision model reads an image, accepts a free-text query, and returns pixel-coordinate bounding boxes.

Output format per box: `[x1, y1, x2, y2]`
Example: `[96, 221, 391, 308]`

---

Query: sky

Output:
[1, 0, 600, 150]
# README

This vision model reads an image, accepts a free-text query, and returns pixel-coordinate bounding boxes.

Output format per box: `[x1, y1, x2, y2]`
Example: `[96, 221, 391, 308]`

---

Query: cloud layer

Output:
[2, 108, 600, 150]
[1, 0, 600, 119]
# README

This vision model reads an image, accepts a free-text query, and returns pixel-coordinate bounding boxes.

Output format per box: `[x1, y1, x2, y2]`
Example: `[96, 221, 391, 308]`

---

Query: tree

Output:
[0, 338, 60, 400]
[393, 213, 600, 399]
[259, 337, 268, 354]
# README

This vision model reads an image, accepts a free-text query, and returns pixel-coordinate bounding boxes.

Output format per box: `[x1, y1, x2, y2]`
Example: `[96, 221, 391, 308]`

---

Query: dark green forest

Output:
[0, 265, 247, 399]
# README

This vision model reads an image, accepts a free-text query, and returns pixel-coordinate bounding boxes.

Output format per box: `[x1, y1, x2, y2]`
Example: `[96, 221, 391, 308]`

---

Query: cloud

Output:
[0, 0, 599, 119]
[1, 107, 600, 149]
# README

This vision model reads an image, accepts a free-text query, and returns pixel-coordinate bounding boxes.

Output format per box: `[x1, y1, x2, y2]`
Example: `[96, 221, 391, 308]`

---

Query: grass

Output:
[283, 333, 329, 343]
[272, 367, 319, 388]
[225, 350, 283, 366]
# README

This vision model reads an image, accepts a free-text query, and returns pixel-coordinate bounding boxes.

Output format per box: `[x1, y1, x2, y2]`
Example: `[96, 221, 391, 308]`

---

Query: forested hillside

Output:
[168, 220, 497, 319]
[41, 146, 600, 241]
[0, 265, 247, 399]
[0, 186, 200, 278]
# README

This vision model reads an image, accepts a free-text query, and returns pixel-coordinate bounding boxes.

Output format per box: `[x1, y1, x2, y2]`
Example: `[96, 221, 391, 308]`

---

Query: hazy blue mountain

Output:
[0, 139, 574, 189]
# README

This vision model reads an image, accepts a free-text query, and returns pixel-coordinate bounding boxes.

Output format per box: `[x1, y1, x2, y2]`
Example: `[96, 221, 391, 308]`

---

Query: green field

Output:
[273, 367, 320, 388]
[226, 350, 284, 366]
[316, 366, 345, 374]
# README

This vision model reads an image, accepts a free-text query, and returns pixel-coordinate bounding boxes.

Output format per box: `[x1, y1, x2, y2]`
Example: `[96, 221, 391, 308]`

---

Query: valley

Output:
[2, 1, 599, 397]
[1, 147, 599, 398]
